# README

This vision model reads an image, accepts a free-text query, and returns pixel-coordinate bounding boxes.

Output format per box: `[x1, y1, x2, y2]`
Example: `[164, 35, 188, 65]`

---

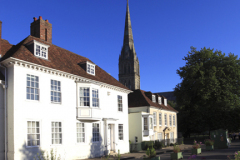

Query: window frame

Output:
[26, 74, 39, 101]
[78, 84, 100, 108]
[118, 95, 123, 112]
[173, 115, 176, 126]
[51, 121, 62, 145]
[92, 123, 100, 142]
[86, 61, 96, 76]
[79, 87, 90, 107]
[153, 112, 157, 126]
[152, 95, 156, 103]
[159, 113, 162, 126]
[169, 115, 172, 126]
[143, 117, 148, 130]
[158, 133, 162, 141]
[158, 97, 162, 105]
[118, 124, 124, 140]
[164, 99, 167, 106]
[164, 114, 167, 126]
[92, 88, 99, 107]
[33, 40, 49, 60]
[51, 80, 61, 103]
[77, 122, 85, 143]
[26, 121, 40, 147]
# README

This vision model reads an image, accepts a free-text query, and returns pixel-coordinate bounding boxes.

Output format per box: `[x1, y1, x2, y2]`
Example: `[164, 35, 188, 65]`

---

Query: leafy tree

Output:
[168, 100, 177, 108]
[174, 47, 240, 136]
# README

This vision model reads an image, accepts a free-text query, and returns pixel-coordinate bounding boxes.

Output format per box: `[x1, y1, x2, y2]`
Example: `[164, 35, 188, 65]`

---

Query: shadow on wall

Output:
[19, 144, 63, 160]
[89, 133, 106, 158]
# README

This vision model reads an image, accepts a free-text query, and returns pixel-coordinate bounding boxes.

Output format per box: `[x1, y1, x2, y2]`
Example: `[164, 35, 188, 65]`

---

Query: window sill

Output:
[51, 102, 62, 105]
[25, 99, 40, 103]
[26, 145, 40, 148]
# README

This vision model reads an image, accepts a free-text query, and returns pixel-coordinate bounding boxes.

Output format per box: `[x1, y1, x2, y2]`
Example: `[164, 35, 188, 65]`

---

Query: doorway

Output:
[107, 124, 115, 151]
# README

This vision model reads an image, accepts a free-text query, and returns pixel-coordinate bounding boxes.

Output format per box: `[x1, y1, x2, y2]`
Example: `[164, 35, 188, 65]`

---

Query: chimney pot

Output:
[45, 19, 49, 22]
[39, 16, 42, 20]
[33, 17, 37, 21]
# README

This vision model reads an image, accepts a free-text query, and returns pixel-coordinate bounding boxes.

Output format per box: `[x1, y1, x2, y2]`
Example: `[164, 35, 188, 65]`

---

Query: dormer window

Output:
[158, 97, 162, 105]
[33, 40, 49, 60]
[164, 99, 167, 106]
[87, 61, 95, 76]
[152, 95, 156, 103]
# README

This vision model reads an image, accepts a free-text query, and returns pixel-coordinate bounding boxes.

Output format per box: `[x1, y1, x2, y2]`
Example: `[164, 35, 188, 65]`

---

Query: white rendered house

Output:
[0, 17, 131, 160]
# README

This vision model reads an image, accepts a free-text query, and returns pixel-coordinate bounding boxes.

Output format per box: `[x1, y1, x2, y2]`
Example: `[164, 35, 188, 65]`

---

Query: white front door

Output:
[107, 124, 112, 150]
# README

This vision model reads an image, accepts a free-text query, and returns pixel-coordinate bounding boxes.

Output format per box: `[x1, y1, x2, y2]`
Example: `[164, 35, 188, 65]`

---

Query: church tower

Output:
[119, 0, 140, 90]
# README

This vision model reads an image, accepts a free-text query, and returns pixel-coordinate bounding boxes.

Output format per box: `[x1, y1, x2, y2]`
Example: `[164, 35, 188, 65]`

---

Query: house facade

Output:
[128, 90, 178, 150]
[0, 17, 131, 160]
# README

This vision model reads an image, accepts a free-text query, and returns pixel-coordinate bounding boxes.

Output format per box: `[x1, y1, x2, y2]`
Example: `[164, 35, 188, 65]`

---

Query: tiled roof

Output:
[0, 36, 130, 90]
[156, 91, 176, 102]
[128, 89, 178, 112]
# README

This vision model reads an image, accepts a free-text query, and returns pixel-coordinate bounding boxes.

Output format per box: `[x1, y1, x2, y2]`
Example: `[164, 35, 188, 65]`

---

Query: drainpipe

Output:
[0, 64, 7, 160]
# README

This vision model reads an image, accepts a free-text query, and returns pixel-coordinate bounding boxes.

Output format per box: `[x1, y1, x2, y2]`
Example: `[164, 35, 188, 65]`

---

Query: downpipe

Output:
[0, 64, 7, 160]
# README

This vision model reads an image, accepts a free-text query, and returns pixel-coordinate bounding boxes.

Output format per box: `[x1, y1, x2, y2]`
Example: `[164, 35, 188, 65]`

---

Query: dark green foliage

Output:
[154, 140, 163, 149]
[141, 141, 155, 150]
[175, 47, 240, 136]
[146, 144, 156, 158]
[168, 100, 177, 108]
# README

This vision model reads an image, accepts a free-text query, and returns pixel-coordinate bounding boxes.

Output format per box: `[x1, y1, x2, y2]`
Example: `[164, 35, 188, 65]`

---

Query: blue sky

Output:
[1, 0, 240, 92]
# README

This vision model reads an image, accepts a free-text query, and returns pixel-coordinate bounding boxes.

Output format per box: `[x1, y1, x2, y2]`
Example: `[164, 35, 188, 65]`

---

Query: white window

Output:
[92, 89, 99, 107]
[170, 132, 174, 143]
[87, 62, 95, 76]
[34, 40, 49, 59]
[149, 117, 153, 129]
[27, 121, 40, 146]
[152, 95, 156, 103]
[51, 122, 62, 144]
[158, 133, 162, 141]
[79, 87, 90, 106]
[92, 123, 99, 142]
[51, 80, 61, 103]
[27, 74, 39, 100]
[158, 97, 162, 105]
[153, 112, 156, 126]
[164, 99, 167, 106]
[159, 113, 162, 126]
[173, 115, 176, 126]
[118, 124, 123, 140]
[169, 115, 172, 126]
[143, 117, 148, 130]
[118, 95, 123, 111]
[77, 123, 85, 143]
[164, 114, 167, 126]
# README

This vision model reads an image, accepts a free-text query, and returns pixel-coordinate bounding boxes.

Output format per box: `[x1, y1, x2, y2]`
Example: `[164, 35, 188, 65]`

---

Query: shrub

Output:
[204, 139, 214, 146]
[141, 141, 155, 150]
[154, 140, 163, 149]
[173, 145, 181, 153]
[146, 144, 156, 158]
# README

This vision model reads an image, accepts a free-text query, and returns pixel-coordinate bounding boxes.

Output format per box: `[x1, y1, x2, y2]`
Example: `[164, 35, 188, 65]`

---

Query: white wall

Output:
[0, 82, 4, 159]
[6, 64, 129, 160]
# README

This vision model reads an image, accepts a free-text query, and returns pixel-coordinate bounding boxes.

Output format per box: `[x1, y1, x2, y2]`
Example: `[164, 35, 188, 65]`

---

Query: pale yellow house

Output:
[128, 90, 178, 150]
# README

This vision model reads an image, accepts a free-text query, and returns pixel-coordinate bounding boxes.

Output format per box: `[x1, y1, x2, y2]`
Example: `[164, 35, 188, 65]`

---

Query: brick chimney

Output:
[0, 21, 2, 57]
[30, 16, 52, 43]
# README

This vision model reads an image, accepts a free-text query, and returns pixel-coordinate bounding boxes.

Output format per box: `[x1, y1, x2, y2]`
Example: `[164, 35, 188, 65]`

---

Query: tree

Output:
[168, 100, 177, 108]
[174, 47, 240, 136]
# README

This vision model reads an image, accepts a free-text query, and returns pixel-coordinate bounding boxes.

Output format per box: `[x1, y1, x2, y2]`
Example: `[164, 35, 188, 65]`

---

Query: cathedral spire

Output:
[119, 0, 140, 90]
[123, 0, 136, 54]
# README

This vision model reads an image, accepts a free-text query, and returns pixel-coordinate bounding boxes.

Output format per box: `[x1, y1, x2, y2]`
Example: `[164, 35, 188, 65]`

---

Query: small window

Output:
[152, 95, 156, 103]
[92, 123, 99, 142]
[34, 40, 49, 60]
[26, 74, 39, 100]
[158, 133, 162, 141]
[118, 124, 123, 140]
[158, 97, 162, 105]
[164, 99, 167, 106]
[143, 117, 148, 130]
[79, 87, 90, 106]
[169, 115, 172, 126]
[51, 122, 62, 144]
[118, 95, 123, 111]
[159, 113, 162, 126]
[164, 114, 167, 126]
[149, 117, 153, 129]
[135, 136, 138, 143]
[87, 62, 95, 76]
[92, 89, 99, 107]
[27, 121, 40, 146]
[153, 112, 156, 126]
[77, 123, 85, 143]
[51, 80, 61, 103]
[173, 115, 176, 126]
